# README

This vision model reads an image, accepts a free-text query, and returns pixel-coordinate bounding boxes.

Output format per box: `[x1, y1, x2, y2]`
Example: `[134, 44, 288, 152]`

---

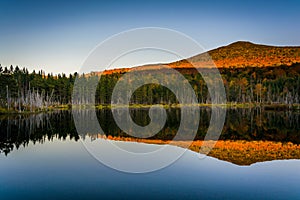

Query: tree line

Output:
[0, 63, 299, 112]
[0, 64, 76, 112]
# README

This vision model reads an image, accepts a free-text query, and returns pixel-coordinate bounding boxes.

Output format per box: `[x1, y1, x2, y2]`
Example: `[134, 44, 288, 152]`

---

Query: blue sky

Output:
[0, 0, 300, 74]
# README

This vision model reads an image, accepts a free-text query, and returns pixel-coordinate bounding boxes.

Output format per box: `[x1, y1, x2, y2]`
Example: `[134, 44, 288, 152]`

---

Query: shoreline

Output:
[1, 102, 299, 115]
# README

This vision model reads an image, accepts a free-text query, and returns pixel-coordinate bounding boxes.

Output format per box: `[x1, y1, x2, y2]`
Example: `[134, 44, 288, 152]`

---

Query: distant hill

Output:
[170, 41, 300, 68]
[99, 41, 300, 75]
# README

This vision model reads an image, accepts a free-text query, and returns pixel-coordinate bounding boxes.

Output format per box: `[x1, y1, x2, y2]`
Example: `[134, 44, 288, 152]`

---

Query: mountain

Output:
[100, 41, 300, 74]
[190, 41, 300, 68]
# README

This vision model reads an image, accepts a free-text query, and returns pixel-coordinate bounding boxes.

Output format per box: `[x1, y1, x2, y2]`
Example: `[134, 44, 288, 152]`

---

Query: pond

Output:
[0, 108, 299, 199]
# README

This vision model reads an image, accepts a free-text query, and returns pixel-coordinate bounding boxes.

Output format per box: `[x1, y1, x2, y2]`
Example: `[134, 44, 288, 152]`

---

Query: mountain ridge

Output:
[98, 41, 300, 75]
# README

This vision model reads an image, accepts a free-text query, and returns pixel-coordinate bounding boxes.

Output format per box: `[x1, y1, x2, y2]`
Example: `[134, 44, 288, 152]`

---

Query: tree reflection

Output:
[0, 111, 79, 155]
[0, 108, 299, 156]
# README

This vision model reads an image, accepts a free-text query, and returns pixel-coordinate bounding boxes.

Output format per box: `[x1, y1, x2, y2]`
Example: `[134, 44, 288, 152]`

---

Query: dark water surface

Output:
[0, 108, 299, 199]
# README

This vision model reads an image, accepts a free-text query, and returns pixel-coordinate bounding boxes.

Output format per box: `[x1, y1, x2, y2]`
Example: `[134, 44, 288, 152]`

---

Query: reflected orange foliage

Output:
[94, 134, 300, 166]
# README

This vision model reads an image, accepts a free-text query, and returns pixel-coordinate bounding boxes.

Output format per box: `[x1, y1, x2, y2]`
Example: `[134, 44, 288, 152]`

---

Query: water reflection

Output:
[0, 111, 79, 155]
[0, 108, 299, 156]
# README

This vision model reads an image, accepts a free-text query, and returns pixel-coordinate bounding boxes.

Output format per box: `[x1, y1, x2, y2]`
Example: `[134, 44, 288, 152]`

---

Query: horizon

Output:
[1, 0, 300, 74]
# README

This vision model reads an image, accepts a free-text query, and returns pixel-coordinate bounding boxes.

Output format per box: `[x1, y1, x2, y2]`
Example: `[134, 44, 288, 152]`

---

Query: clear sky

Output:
[0, 0, 300, 74]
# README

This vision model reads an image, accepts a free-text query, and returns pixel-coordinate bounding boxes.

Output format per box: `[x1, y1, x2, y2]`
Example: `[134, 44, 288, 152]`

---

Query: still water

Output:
[0, 108, 299, 199]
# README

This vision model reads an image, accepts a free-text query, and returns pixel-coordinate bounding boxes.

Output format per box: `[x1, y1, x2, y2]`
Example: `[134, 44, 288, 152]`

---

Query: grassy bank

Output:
[0, 104, 71, 115]
[97, 103, 300, 110]
[1, 102, 299, 114]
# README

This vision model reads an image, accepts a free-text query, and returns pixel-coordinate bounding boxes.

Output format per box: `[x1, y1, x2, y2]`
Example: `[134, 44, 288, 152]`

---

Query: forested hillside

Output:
[94, 64, 300, 105]
[170, 41, 300, 68]
[1, 63, 299, 112]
